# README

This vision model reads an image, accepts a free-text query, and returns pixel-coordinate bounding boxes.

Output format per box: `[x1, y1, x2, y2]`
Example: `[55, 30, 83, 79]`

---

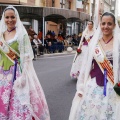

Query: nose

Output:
[104, 24, 108, 28]
[8, 18, 12, 22]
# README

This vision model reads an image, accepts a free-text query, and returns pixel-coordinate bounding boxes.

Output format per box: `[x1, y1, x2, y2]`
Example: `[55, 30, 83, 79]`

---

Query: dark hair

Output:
[4, 8, 15, 12]
[88, 21, 94, 25]
[101, 12, 115, 24]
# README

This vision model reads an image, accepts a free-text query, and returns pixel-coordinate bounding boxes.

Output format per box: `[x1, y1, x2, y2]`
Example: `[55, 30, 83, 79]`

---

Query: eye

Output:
[5, 16, 9, 19]
[11, 16, 15, 19]
[107, 22, 112, 26]
[5, 16, 15, 19]
[101, 22, 106, 25]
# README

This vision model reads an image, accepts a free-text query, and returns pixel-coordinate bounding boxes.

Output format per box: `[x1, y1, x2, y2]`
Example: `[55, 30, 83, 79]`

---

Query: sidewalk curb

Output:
[41, 51, 76, 57]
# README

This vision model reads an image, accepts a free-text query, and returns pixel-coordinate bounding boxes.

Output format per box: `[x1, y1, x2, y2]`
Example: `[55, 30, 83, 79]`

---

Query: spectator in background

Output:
[57, 40, 64, 52]
[51, 31, 55, 37]
[45, 34, 53, 53]
[72, 34, 79, 46]
[67, 35, 73, 46]
[38, 30, 43, 40]
[58, 34, 64, 41]
[30, 36, 37, 60]
[33, 35, 44, 55]
[77, 32, 82, 44]
[27, 26, 37, 38]
[57, 35, 64, 52]
[52, 35, 58, 53]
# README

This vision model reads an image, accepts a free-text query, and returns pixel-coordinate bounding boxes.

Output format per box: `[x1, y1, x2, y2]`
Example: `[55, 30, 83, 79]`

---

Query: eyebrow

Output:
[5, 15, 15, 17]
[101, 21, 113, 23]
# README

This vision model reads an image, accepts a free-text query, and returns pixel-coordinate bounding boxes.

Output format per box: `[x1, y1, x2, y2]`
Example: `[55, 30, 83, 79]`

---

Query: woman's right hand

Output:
[78, 93, 83, 97]
[0, 42, 3, 46]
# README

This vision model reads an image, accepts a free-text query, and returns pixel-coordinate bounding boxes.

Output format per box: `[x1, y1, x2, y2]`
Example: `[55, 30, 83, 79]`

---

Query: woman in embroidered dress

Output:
[70, 21, 95, 79]
[69, 12, 120, 120]
[0, 6, 50, 120]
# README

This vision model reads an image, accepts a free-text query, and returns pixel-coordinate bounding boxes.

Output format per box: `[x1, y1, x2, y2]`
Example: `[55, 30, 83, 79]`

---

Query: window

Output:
[52, 0, 55, 7]
[60, 0, 65, 8]
[68, 1, 71, 9]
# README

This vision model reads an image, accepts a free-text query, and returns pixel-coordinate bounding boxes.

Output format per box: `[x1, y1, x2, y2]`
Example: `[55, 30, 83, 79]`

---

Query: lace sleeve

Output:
[76, 47, 92, 95]
[18, 34, 34, 70]
[76, 71, 85, 95]
[23, 34, 34, 60]
[118, 47, 120, 82]
[15, 34, 34, 87]
[19, 34, 33, 58]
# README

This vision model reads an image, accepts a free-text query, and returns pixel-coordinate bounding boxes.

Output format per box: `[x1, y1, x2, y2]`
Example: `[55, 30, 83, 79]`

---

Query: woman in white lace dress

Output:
[70, 21, 95, 79]
[69, 12, 120, 120]
[0, 6, 50, 120]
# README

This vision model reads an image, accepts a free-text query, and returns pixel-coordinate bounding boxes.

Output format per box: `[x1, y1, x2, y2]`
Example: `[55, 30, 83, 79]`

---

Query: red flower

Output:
[77, 48, 82, 54]
[117, 82, 120, 87]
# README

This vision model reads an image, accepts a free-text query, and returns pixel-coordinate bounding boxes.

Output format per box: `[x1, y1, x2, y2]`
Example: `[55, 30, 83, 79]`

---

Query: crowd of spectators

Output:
[27, 26, 82, 60]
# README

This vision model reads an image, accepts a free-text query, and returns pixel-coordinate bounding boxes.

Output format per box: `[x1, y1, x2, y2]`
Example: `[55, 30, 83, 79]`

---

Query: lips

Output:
[103, 29, 109, 32]
[8, 23, 14, 25]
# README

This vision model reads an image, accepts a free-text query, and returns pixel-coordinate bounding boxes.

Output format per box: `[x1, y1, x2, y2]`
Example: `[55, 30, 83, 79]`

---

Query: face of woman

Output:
[4, 9, 17, 29]
[100, 16, 115, 36]
[87, 22, 93, 30]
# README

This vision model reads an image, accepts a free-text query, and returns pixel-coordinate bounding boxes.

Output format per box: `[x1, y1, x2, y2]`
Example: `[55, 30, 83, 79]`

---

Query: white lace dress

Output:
[69, 50, 120, 120]
[70, 40, 88, 79]
[0, 34, 50, 120]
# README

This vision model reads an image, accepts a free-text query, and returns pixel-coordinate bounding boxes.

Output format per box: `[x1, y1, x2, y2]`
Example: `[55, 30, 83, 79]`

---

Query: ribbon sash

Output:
[94, 43, 114, 85]
[0, 35, 20, 64]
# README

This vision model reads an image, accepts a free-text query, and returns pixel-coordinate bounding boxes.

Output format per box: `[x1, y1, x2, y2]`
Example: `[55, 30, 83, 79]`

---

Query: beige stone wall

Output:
[54, 0, 60, 8]
[0, 0, 44, 6]
[46, 21, 59, 35]
[1, 0, 76, 9]
[71, 0, 76, 11]
[0, 0, 20, 4]
[20, 0, 27, 4]
[46, 0, 52, 7]
[27, 0, 35, 5]
[35, 0, 40, 6]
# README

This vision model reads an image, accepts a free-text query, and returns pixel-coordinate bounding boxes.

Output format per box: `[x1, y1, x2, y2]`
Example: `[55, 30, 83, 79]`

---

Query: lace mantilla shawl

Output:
[76, 23, 120, 95]
[0, 6, 50, 119]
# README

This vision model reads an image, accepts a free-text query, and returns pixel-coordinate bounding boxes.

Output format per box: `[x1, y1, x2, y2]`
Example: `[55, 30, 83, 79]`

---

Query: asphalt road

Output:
[33, 54, 77, 120]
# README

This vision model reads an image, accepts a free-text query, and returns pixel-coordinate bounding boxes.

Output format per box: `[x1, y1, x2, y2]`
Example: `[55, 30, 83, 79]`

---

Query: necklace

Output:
[7, 27, 16, 33]
[102, 36, 113, 46]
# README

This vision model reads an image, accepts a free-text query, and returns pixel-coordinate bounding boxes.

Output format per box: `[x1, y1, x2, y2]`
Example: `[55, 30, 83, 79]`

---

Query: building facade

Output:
[44, 0, 78, 35]
[0, 0, 90, 36]
[104, 0, 111, 12]
[0, 0, 45, 6]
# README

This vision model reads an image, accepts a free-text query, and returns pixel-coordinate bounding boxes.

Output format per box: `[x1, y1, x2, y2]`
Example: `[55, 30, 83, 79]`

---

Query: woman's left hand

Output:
[78, 93, 83, 97]
[87, 38, 90, 42]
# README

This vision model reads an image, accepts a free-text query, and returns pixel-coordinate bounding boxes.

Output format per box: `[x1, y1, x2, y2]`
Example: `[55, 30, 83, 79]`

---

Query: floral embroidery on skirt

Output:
[75, 78, 116, 120]
[0, 66, 50, 120]
[70, 46, 88, 79]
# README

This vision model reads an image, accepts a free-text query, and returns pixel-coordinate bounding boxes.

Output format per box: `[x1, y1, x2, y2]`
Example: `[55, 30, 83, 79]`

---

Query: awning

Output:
[0, 5, 90, 21]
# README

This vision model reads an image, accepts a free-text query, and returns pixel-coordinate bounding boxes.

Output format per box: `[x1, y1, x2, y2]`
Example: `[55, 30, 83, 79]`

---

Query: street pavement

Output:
[33, 53, 77, 120]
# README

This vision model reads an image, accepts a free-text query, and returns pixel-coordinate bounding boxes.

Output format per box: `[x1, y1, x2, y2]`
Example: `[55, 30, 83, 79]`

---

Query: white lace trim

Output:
[6, 33, 18, 44]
